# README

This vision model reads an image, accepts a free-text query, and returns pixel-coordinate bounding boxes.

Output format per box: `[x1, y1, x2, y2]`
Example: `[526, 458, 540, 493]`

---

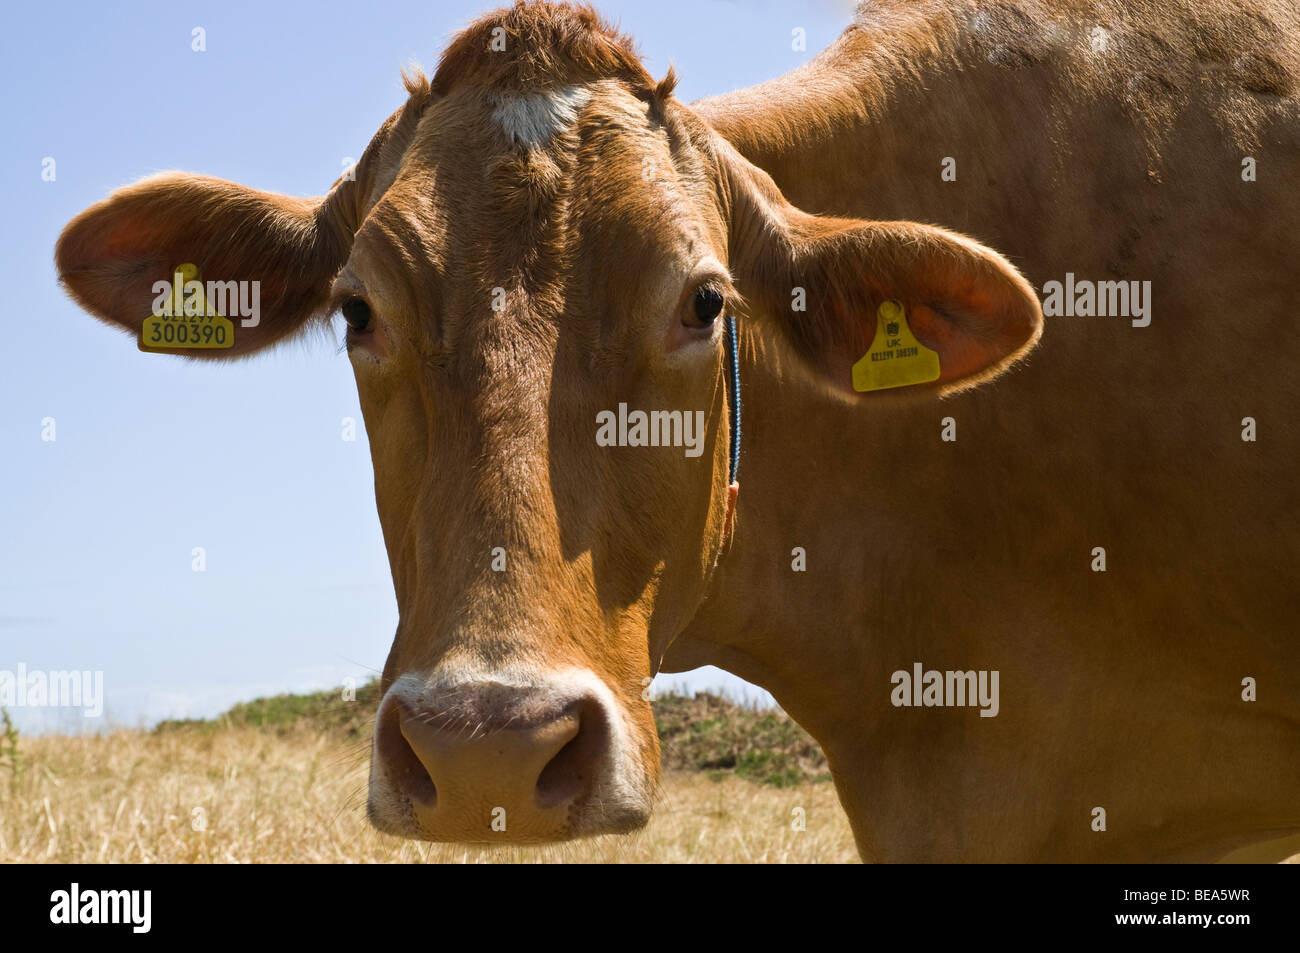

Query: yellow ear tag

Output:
[851, 298, 941, 392]
[140, 262, 235, 351]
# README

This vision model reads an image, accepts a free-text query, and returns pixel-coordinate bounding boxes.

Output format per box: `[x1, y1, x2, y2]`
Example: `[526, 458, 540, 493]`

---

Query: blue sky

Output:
[1, 0, 856, 732]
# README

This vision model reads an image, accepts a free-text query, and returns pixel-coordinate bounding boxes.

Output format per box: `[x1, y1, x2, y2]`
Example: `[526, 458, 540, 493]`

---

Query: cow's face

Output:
[55, 2, 1042, 843]
[341, 69, 739, 841]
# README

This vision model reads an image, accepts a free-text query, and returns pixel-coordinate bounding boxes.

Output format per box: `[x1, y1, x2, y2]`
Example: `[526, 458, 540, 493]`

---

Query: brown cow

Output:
[56, 0, 1299, 860]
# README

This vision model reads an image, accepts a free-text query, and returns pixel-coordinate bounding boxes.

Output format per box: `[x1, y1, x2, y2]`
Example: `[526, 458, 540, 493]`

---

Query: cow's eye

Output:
[687, 285, 725, 328]
[342, 296, 372, 333]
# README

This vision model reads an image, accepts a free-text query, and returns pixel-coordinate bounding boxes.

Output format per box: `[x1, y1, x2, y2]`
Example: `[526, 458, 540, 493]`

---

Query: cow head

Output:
[55, 2, 1041, 842]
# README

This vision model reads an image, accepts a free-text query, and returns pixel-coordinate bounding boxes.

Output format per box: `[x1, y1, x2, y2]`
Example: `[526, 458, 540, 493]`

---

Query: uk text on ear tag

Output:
[851, 299, 941, 392]
[139, 262, 235, 351]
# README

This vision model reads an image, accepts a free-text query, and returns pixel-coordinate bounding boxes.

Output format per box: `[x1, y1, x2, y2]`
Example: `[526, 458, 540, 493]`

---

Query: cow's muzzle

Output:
[368, 670, 651, 842]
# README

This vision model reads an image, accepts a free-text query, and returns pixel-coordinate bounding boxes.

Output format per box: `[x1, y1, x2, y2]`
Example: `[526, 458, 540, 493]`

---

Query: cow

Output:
[55, 0, 1299, 861]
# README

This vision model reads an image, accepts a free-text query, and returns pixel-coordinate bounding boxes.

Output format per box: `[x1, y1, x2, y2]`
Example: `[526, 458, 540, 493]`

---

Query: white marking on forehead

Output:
[492, 85, 591, 147]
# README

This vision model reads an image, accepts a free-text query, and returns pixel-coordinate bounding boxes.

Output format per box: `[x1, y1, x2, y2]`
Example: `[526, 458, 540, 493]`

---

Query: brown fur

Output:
[432, 1, 654, 94]
[54, 0, 1299, 859]
[681, 0, 1300, 861]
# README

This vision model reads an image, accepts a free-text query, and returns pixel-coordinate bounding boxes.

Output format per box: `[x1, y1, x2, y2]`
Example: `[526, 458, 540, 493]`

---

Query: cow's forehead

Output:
[489, 84, 593, 148]
[361, 81, 674, 257]
[418, 75, 671, 159]
[392, 0, 669, 194]
[337, 3, 723, 354]
[345, 78, 717, 342]
[404, 77, 667, 178]
[427, 1, 654, 98]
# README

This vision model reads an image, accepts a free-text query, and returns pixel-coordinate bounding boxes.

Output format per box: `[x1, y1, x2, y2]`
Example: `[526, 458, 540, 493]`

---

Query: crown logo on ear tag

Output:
[851, 299, 941, 392]
[140, 262, 235, 351]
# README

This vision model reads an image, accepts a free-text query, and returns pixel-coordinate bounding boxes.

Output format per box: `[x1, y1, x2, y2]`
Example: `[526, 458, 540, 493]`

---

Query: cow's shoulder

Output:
[849, 0, 1297, 98]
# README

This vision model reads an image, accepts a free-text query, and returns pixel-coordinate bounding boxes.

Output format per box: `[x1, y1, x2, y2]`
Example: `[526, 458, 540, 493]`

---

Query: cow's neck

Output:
[669, 339, 1015, 858]
[680, 8, 1300, 860]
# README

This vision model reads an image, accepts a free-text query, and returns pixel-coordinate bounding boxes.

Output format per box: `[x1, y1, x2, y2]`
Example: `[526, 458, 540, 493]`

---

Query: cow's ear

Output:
[55, 172, 353, 358]
[723, 144, 1042, 397]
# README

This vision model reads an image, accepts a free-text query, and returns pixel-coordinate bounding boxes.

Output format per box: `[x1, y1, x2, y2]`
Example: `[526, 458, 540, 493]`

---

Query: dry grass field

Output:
[4, 692, 1294, 864]
[0, 694, 859, 864]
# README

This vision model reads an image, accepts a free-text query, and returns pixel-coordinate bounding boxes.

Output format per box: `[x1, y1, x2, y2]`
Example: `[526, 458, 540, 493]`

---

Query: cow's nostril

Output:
[376, 694, 437, 806]
[535, 699, 608, 809]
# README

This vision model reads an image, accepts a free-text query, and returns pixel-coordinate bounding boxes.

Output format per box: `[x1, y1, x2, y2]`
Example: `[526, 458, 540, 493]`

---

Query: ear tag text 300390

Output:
[140, 262, 235, 351]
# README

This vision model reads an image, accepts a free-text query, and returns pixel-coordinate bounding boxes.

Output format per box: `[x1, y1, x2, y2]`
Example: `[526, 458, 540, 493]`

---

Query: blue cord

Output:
[724, 314, 741, 484]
